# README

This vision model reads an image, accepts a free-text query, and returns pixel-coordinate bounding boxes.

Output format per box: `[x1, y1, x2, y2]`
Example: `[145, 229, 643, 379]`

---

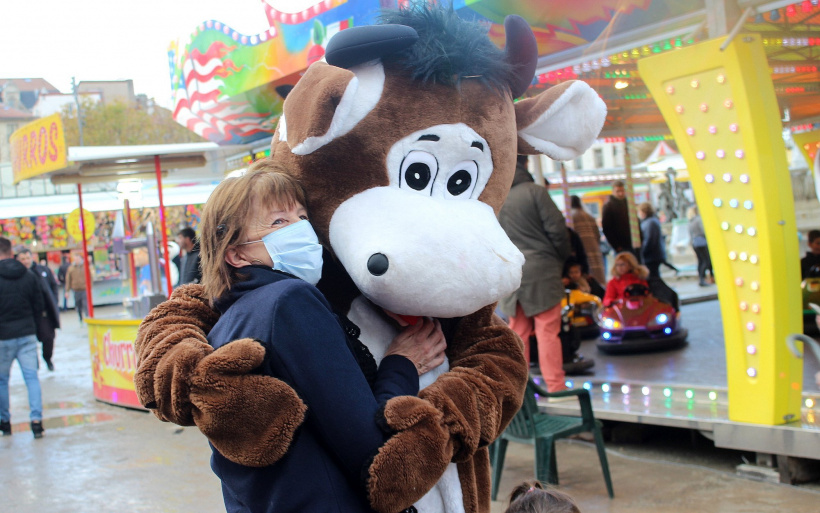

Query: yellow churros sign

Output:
[10, 113, 67, 184]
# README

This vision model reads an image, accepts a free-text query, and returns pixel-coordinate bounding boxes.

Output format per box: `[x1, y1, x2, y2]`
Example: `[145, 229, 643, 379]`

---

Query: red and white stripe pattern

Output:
[262, 0, 340, 25]
[172, 40, 273, 143]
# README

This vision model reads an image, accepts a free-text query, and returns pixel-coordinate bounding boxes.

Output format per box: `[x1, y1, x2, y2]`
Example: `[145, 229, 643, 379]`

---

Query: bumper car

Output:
[802, 265, 820, 335]
[596, 279, 688, 354]
[561, 288, 602, 339]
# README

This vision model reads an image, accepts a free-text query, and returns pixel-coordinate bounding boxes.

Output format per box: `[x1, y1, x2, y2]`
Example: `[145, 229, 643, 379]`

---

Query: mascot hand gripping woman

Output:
[134, 4, 606, 513]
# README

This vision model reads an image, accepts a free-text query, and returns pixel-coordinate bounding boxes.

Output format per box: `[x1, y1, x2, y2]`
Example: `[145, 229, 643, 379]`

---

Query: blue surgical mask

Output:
[242, 220, 324, 285]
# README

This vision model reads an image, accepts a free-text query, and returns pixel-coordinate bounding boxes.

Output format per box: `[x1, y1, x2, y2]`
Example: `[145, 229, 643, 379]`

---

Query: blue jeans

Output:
[0, 334, 43, 422]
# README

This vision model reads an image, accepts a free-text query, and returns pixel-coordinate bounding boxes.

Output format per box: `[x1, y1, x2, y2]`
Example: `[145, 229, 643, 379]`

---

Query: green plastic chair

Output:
[490, 378, 614, 499]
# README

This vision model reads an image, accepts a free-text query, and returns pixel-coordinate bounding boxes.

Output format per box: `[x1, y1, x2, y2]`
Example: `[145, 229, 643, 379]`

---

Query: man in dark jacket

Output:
[498, 156, 571, 393]
[176, 227, 202, 285]
[601, 180, 634, 255]
[16, 248, 61, 371]
[0, 237, 45, 438]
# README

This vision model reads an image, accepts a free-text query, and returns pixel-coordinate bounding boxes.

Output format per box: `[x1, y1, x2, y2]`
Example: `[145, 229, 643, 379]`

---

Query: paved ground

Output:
[3, 288, 820, 512]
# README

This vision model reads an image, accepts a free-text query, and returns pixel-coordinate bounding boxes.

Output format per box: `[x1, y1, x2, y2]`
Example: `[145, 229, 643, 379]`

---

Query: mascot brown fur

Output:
[135, 4, 606, 513]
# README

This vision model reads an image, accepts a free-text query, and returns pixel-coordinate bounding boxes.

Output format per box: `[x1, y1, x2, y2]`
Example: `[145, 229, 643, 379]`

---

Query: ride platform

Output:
[538, 299, 820, 460]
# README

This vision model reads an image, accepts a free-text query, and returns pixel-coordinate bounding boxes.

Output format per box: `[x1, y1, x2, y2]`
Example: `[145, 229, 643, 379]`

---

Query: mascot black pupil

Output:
[405, 162, 431, 190]
[447, 170, 472, 195]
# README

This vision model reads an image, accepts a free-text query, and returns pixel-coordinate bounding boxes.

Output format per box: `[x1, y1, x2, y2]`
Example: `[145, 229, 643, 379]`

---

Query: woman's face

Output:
[234, 201, 309, 268]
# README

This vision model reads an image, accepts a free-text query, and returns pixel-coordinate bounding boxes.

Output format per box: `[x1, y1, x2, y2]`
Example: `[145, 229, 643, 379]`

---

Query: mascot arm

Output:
[134, 284, 307, 468]
[367, 304, 527, 513]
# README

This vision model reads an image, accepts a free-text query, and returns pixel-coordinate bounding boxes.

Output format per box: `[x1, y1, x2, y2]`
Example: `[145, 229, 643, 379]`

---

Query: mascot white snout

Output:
[329, 186, 523, 318]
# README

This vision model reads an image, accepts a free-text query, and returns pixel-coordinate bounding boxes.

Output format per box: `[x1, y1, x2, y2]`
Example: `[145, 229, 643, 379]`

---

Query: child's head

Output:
[611, 251, 648, 280]
[200, 159, 307, 301]
[565, 261, 583, 282]
[637, 202, 654, 220]
[808, 230, 820, 255]
[504, 481, 580, 513]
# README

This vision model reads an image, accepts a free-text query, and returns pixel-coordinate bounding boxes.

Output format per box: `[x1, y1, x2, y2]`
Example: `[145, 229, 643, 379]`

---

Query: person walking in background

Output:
[15, 248, 60, 371]
[57, 254, 71, 311]
[175, 227, 202, 285]
[601, 180, 633, 255]
[64, 254, 89, 322]
[570, 195, 606, 283]
[0, 237, 46, 439]
[499, 155, 571, 393]
[688, 206, 714, 286]
[637, 202, 664, 279]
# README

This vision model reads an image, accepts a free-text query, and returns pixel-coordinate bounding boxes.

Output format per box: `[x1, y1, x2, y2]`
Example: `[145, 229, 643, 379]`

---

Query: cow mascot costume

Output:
[134, 3, 605, 513]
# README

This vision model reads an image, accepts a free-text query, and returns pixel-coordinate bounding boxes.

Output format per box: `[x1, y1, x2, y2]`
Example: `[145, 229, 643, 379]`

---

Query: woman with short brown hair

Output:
[195, 158, 446, 512]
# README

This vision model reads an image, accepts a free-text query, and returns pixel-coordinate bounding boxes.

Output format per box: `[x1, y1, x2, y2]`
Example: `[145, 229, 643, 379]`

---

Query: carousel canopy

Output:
[167, 0, 820, 145]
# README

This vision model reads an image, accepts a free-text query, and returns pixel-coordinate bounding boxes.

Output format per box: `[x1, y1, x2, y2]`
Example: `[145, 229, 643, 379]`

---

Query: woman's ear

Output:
[225, 246, 252, 268]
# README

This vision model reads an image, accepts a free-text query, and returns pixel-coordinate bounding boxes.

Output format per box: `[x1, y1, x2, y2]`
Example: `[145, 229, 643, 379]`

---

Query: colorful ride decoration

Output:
[168, 0, 382, 144]
[639, 34, 803, 426]
[169, 0, 701, 145]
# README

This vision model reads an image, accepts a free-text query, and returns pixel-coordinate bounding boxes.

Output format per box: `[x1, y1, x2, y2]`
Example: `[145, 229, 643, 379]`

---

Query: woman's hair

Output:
[570, 195, 582, 210]
[611, 251, 649, 280]
[637, 202, 655, 217]
[505, 481, 580, 513]
[199, 158, 307, 302]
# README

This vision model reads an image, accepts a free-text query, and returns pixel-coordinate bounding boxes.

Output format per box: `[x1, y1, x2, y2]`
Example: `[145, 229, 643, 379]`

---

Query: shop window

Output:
[593, 148, 604, 168]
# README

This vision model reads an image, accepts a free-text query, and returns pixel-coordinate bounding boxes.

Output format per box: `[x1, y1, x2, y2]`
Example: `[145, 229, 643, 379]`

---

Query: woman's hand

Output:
[384, 317, 446, 375]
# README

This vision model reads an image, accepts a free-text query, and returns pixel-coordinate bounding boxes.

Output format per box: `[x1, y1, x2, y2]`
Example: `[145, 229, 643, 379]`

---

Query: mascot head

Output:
[271, 3, 606, 318]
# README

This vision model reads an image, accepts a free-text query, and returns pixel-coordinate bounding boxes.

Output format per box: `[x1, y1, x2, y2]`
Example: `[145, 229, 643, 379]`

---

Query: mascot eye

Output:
[445, 161, 478, 198]
[400, 151, 437, 192]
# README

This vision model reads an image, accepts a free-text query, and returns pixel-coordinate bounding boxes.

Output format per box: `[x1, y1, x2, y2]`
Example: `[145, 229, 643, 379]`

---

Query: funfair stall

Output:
[9, 127, 249, 409]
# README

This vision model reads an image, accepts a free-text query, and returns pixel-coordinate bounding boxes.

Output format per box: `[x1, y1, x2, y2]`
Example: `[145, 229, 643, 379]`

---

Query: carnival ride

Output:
[596, 282, 688, 354]
[158, 0, 820, 475]
[8, 0, 819, 476]
[561, 287, 603, 340]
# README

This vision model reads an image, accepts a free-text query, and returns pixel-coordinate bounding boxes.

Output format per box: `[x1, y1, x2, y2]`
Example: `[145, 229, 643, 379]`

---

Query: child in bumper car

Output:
[603, 251, 649, 307]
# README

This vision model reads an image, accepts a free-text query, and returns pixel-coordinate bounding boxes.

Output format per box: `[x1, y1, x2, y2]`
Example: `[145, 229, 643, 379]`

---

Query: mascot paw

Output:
[190, 338, 307, 467]
[367, 396, 452, 513]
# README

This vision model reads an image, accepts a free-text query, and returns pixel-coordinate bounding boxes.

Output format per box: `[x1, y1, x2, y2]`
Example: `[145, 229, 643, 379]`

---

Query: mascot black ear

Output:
[275, 84, 294, 100]
[503, 15, 538, 98]
[325, 24, 419, 69]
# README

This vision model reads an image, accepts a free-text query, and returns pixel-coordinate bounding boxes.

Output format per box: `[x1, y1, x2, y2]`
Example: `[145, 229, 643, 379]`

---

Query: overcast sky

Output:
[1, 0, 271, 109]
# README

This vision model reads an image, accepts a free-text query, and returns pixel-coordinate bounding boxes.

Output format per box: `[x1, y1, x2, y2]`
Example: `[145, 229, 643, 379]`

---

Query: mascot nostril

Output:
[367, 253, 389, 276]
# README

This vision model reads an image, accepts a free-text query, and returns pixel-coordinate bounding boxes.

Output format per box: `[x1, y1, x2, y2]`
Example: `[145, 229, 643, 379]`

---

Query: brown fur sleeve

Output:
[367, 304, 527, 512]
[134, 284, 308, 467]
[423, 303, 528, 459]
[134, 284, 220, 424]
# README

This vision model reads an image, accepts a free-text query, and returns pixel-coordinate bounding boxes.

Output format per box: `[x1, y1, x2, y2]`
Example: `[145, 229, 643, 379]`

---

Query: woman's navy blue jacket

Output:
[207, 266, 418, 513]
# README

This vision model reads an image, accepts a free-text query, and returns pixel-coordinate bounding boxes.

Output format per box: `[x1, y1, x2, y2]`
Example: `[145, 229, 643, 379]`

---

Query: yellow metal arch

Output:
[638, 34, 803, 425]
